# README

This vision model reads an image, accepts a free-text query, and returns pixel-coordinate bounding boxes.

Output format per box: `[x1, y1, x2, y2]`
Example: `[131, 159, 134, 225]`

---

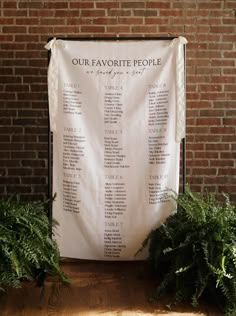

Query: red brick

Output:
[159, 25, 184, 33]
[96, 2, 119, 9]
[211, 160, 234, 167]
[24, 143, 47, 151]
[15, 35, 40, 42]
[210, 127, 235, 135]
[198, 2, 223, 9]
[54, 10, 79, 17]
[204, 177, 230, 185]
[199, 109, 224, 117]
[53, 26, 80, 33]
[29, 10, 53, 17]
[0, 135, 10, 143]
[199, 85, 222, 92]
[222, 35, 236, 42]
[186, 126, 209, 134]
[214, 76, 235, 84]
[0, 75, 21, 83]
[222, 118, 236, 125]
[81, 26, 105, 33]
[173, 2, 196, 9]
[214, 101, 235, 108]
[146, 2, 171, 9]
[227, 93, 236, 100]
[224, 51, 236, 58]
[212, 59, 235, 67]
[196, 51, 221, 59]
[192, 168, 217, 176]
[118, 17, 143, 24]
[64, 18, 91, 25]
[219, 186, 236, 194]
[219, 169, 236, 176]
[186, 177, 204, 184]
[0, 34, 13, 41]
[0, 17, 14, 24]
[171, 17, 196, 25]
[224, 1, 236, 9]
[188, 143, 205, 151]
[196, 118, 221, 125]
[134, 10, 158, 17]
[106, 26, 130, 33]
[131, 25, 157, 33]
[11, 152, 37, 159]
[195, 135, 221, 142]
[196, 34, 220, 42]
[3, 9, 28, 17]
[160, 10, 184, 16]
[22, 160, 46, 167]
[0, 177, 20, 185]
[108, 9, 131, 16]
[200, 93, 226, 100]
[188, 59, 211, 67]
[209, 10, 234, 17]
[34, 168, 48, 176]
[188, 160, 209, 167]
[43, 2, 68, 9]
[19, 2, 43, 9]
[221, 153, 236, 159]
[224, 85, 236, 92]
[211, 26, 235, 33]
[222, 17, 236, 24]
[0, 51, 14, 58]
[93, 18, 118, 25]
[188, 101, 211, 109]
[3, 26, 27, 33]
[21, 177, 46, 184]
[222, 136, 236, 142]
[185, 25, 210, 34]
[121, 2, 145, 9]
[0, 93, 16, 100]
[188, 43, 208, 50]
[6, 186, 32, 194]
[5, 84, 30, 92]
[81, 9, 106, 17]
[223, 68, 236, 75]
[188, 185, 204, 192]
[69, 2, 94, 9]
[39, 18, 66, 25]
[3, 1, 17, 8]
[186, 118, 195, 125]
[20, 194, 46, 201]
[8, 168, 33, 176]
[226, 110, 236, 116]
[209, 43, 233, 50]
[145, 17, 169, 24]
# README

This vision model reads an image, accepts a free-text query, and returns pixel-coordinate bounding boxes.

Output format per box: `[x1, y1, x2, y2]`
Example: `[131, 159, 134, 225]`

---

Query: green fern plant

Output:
[0, 197, 68, 291]
[140, 186, 236, 315]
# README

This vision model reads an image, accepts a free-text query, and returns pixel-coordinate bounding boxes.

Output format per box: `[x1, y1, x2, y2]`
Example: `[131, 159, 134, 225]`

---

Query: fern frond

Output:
[0, 197, 68, 291]
[144, 185, 236, 315]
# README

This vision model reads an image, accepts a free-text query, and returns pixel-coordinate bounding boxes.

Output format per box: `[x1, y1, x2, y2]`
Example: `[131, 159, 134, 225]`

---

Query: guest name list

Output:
[49, 40, 181, 260]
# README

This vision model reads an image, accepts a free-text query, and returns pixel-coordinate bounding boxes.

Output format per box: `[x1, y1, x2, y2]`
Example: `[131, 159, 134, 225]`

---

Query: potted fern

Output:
[139, 186, 236, 316]
[0, 197, 68, 291]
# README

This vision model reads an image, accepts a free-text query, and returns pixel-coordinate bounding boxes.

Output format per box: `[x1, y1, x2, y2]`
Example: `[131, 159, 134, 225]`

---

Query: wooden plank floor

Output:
[0, 260, 223, 316]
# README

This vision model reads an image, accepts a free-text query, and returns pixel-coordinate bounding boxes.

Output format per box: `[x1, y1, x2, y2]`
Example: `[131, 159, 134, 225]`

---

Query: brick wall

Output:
[0, 0, 235, 201]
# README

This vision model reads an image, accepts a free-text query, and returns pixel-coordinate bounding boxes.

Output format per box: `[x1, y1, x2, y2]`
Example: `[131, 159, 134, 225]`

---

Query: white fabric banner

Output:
[45, 38, 187, 260]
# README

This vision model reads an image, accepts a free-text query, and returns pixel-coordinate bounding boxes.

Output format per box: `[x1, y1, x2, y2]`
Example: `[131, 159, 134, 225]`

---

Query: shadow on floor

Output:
[0, 260, 223, 316]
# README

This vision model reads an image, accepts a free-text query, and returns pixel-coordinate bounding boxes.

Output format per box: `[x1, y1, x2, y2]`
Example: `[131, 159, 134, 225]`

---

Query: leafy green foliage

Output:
[141, 186, 236, 315]
[0, 197, 68, 291]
